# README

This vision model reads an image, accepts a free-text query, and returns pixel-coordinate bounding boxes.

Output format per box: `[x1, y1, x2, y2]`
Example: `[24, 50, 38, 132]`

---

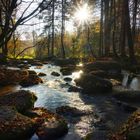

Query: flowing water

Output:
[1, 64, 140, 140]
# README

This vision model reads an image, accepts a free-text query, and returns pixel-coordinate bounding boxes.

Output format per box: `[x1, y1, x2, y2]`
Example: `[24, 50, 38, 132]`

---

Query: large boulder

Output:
[0, 67, 28, 86]
[26, 108, 68, 140]
[0, 90, 37, 113]
[84, 61, 122, 80]
[0, 106, 37, 140]
[75, 74, 112, 94]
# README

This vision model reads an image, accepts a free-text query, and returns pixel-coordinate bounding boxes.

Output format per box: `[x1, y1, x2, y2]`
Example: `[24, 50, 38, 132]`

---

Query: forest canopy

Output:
[0, 0, 139, 63]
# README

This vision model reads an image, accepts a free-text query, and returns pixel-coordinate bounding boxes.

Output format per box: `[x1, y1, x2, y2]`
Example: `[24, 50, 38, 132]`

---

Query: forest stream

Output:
[22, 64, 140, 140]
[0, 63, 140, 140]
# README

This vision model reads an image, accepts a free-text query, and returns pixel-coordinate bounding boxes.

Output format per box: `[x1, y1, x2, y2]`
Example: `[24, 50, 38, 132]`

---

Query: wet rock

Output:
[68, 85, 82, 92]
[38, 72, 47, 77]
[84, 61, 122, 80]
[27, 108, 68, 140]
[31, 61, 43, 66]
[51, 71, 60, 77]
[0, 90, 37, 113]
[54, 58, 78, 66]
[0, 68, 28, 86]
[20, 74, 43, 87]
[17, 64, 30, 69]
[113, 90, 140, 103]
[28, 70, 37, 75]
[0, 106, 37, 140]
[75, 74, 112, 94]
[60, 66, 75, 75]
[56, 106, 92, 117]
[63, 77, 72, 82]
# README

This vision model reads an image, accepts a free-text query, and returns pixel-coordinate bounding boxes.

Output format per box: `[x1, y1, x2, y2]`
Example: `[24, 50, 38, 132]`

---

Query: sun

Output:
[74, 3, 91, 26]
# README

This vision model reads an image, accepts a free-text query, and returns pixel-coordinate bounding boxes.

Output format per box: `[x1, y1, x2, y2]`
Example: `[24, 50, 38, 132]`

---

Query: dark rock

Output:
[84, 61, 121, 73]
[0, 90, 37, 113]
[38, 72, 47, 77]
[17, 64, 30, 69]
[90, 70, 107, 78]
[28, 108, 68, 140]
[60, 66, 75, 76]
[0, 106, 37, 140]
[0, 68, 28, 86]
[63, 77, 72, 82]
[75, 74, 112, 94]
[20, 74, 43, 87]
[68, 85, 81, 92]
[114, 90, 140, 103]
[28, 70, 37, 75]
[54, 58, 78, 66]
[51, 71, 60, 77]
[84, 61, 122, 80]
[31, 61, 43, 66]
[56, 106, 92, 117]
[0, 53, 7, 64]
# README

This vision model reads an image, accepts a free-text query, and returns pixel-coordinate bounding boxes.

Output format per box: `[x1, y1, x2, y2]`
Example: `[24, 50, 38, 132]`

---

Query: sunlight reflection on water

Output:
[72, 70, 83, 80]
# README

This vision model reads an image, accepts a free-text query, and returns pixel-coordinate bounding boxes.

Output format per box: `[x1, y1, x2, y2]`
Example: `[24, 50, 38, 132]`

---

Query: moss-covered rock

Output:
[75, 74, 112, 94]
[0, 90, 37, 113]
[0, 106, 37, 140]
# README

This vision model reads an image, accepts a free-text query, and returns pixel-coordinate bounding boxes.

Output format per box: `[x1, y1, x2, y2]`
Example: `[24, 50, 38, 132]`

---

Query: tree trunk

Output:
[51, 0, 55, 57]
[99, 0, 104, 56]
[61, 0, 66, 58]
[125, 0, 136, 64]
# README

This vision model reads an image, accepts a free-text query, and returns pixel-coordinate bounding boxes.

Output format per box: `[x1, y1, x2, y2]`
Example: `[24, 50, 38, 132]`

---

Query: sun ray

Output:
[74, 3, 92, 27]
